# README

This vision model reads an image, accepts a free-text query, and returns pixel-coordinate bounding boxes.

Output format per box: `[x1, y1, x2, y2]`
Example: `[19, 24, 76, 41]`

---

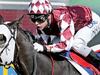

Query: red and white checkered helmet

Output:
[28, 0, 52, 15]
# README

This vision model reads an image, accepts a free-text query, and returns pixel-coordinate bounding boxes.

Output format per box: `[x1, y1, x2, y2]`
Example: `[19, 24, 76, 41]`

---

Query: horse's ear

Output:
[9, 15, 24, 29]
[16, 14, 24, 26]
[0, 15, 4, 24]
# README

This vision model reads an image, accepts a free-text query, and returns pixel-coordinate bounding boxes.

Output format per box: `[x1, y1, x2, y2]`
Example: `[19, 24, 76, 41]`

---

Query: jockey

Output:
[28, 0, 100, 70]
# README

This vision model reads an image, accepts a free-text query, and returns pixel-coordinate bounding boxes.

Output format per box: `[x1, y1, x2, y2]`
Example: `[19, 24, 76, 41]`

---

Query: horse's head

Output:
[0, 15, 34, 75]
[0, 15, 24, 50]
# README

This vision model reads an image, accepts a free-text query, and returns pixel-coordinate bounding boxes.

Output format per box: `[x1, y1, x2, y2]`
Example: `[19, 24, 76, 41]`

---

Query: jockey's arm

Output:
[72, 11, 100, 57]
[46, 17, 75, 53]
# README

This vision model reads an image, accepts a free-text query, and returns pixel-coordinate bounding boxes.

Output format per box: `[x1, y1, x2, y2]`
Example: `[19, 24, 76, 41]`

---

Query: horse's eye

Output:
[0, 34, 6, 44]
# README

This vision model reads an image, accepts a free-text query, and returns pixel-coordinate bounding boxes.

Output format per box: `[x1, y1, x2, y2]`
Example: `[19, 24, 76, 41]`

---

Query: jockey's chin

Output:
[37, 27, 44, 31]
[37, 25, 48, 31]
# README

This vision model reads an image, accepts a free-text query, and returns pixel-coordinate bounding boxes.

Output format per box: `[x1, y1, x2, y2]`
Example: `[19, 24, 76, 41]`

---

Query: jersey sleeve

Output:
[50, 13, 75, 52]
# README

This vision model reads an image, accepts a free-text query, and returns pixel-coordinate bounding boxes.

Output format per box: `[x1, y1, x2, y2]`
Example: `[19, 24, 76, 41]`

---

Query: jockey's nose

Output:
[35, 22, 41, 27]
[35, 22, 39, 25]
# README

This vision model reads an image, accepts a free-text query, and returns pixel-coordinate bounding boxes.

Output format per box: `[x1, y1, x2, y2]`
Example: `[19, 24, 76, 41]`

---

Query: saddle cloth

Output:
[0, 64, 17, 75]
[63, 51, 100, 75]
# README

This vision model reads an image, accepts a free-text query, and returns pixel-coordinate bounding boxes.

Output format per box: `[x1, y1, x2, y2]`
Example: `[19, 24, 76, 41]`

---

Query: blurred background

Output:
[0, 0, 100, 46]
[0, 0, 100, 14]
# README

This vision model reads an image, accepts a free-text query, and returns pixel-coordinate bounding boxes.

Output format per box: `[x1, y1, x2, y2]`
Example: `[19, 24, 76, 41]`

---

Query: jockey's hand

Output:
[33, 42, 44, 52]
[45, 45, 53, 52]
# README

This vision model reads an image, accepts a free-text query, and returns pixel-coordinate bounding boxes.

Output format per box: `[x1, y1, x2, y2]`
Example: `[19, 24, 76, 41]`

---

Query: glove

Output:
[33, 42, 44, 52]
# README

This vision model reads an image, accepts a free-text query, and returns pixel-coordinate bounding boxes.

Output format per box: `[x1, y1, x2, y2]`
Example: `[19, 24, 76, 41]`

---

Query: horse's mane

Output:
[18, 27, 34, 43]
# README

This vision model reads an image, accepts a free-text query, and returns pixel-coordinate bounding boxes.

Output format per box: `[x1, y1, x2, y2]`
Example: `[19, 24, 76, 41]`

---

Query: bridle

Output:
[0, 24, 17, 65]
[0, 24, 17, 55]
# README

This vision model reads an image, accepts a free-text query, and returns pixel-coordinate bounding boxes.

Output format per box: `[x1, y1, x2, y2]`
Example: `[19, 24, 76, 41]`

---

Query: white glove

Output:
[33, 42, 44, 52]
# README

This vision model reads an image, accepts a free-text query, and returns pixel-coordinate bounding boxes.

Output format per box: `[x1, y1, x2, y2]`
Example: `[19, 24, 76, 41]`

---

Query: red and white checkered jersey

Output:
[37, 5, 92, 52]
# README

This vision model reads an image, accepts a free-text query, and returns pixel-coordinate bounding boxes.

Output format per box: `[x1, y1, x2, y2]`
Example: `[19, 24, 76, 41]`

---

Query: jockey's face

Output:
[30, 14, 51, 30]
[35, 19, 48, 30]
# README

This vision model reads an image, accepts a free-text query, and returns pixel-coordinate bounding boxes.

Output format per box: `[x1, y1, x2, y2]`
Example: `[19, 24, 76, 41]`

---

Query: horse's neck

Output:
[17, 29, 32, 47]
[16, 28, 37, 75]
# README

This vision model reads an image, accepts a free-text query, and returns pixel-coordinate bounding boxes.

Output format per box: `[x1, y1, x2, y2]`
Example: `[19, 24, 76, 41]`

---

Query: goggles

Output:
[30, 14, 49, 24]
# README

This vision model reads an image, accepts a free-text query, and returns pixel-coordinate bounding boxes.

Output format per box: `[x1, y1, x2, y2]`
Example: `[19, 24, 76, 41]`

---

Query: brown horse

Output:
[0, 16, 85, 75]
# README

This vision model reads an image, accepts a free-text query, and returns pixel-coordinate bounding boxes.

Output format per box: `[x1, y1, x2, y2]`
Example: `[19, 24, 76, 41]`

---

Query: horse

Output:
[0, 16, 99, 75]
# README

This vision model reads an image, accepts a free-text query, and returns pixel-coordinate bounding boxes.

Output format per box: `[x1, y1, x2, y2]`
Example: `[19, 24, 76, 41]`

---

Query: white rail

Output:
[0, 1, 67, 10]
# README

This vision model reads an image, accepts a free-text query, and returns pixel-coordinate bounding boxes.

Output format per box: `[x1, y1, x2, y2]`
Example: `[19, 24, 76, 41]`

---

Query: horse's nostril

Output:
[0, 34, 6, 44]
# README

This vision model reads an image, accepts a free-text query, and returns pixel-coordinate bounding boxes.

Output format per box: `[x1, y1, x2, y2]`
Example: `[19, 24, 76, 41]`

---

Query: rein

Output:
[0, 36, 15, 56]
[49, 54, 55, 75]
[51, 56, 55, 75]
